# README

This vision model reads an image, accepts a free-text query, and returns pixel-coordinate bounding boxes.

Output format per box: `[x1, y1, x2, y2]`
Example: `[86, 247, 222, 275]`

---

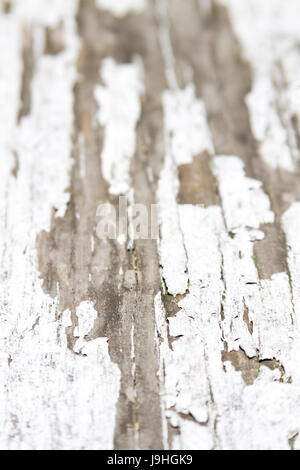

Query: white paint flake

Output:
[157, 154, 188, 295]
[213, 156, 274, 230]
[95, 57, 144, 195]
[219, 0, 300, 171]
[96, 0, 147, 17]
[162, 84, 214, 166]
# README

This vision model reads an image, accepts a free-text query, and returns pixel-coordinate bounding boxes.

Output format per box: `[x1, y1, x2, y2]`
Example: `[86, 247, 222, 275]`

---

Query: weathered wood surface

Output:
[1, 0, 300, 450]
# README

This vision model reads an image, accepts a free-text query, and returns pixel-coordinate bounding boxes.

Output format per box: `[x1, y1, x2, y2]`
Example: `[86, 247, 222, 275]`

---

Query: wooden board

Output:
[1, 0, 300, 450]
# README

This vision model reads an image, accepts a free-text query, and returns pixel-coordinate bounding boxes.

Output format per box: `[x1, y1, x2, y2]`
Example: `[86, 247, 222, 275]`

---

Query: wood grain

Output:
[1, 0, 300, 450]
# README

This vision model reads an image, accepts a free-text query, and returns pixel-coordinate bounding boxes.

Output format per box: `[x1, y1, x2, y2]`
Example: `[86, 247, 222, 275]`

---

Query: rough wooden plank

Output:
[1, 0, 300, 451]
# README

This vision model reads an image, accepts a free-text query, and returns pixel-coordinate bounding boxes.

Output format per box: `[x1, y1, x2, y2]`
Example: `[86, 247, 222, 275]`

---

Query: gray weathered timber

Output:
[0, 0, 300, 450]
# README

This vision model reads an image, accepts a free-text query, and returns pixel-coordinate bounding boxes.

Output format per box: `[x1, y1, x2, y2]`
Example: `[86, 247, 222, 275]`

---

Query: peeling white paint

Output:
[282, 203, 300, 324]
[211, 156, 268, 356]
[156, 0, 214, 296]
[95, 57, 144, 195]
[172, 205, 224, 442]
[0, 9, 22, 160]
[1, 0, 300, 451]
[212, 156, 295, 363]
[212, 156, 274, 230]
[162, 84, 214, 165]
[219, 0, 300, 171]
[154, 292, 169, 451]
[0, 4, 23, 278]
[282, 203, 300, 383]
[155, 205, 225, 450]
[17, 17, 79, 225]
[157, 154, 188, 295]
[96, 0, 147, 17]
[155, 0, 300, 445]
[156, 259, 300, 450]
[217, 365, 300, 450]
[0, 1, 120, 450]
[156, 149, 300, 448]
[15, 0, 79, 27]
[157, 83, 213, 295]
